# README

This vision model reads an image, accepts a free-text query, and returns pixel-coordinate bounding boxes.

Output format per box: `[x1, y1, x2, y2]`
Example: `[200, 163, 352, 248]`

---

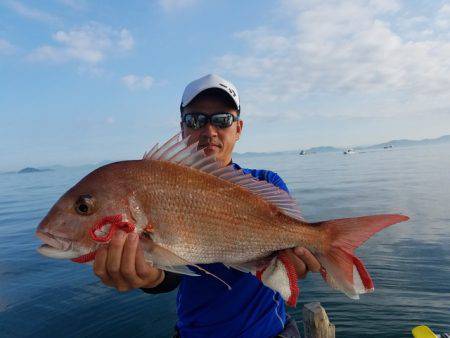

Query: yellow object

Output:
[412, 325, 437, 338]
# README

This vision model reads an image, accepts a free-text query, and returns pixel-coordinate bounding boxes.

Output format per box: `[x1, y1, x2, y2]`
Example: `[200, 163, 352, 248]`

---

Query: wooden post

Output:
[302, 302, 335, 338]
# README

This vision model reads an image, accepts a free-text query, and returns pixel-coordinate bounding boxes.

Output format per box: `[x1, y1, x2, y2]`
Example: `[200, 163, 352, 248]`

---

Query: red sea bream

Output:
[36, 134, 409, 306]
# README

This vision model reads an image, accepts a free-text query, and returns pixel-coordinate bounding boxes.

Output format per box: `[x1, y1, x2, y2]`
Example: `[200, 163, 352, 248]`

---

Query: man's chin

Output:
[201, 145, 221, 157]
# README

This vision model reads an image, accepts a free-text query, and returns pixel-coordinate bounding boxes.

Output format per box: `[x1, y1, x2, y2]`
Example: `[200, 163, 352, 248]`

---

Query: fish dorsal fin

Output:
[143, 133, 186, 161]
[143, 143, 159, 159]
[143, 133, 303, 221]
[233, 171, 303, 221]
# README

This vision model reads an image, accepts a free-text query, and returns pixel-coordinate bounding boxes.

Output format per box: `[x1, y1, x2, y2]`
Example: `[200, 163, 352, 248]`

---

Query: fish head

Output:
[36, 164, 133, 260]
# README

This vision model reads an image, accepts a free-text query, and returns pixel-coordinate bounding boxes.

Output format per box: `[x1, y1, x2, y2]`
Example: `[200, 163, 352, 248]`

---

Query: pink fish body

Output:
[36, 134, 409, 305]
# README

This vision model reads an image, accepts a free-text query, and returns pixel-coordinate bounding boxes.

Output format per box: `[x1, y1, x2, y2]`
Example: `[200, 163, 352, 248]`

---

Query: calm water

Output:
[1, 144, 449, 337]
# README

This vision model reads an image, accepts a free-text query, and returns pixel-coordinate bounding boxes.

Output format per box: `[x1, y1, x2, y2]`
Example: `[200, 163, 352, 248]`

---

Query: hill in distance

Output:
[300, 134, 450, 154]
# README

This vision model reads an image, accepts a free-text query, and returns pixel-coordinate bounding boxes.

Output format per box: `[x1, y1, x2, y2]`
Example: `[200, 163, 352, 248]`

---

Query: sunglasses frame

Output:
[182, 112, 240, 130]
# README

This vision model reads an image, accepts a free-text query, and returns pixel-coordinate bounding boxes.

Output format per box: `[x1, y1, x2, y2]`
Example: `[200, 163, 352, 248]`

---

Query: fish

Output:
[36, 133, 409, 306]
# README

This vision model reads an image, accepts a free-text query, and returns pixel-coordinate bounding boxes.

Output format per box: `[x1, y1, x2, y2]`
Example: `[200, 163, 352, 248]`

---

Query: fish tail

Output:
[311, 214, 409, 298]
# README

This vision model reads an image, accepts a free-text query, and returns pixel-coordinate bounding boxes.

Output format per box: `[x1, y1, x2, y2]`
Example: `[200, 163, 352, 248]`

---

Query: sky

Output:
[1, 0, 450, 171]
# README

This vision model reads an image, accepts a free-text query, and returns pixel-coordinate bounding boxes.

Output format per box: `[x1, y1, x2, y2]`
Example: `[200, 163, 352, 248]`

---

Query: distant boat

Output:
[343, 149, 355, 155]
[299, 150, 307, 156]
[383, 145, 393, 149]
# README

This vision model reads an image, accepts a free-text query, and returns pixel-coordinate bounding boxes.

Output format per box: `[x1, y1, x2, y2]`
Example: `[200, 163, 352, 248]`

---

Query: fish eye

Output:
[75, 194, 95, 216]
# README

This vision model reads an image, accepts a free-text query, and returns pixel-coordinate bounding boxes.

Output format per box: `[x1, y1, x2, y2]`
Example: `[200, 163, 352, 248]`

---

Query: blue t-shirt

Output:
[176, 163, 290, 338]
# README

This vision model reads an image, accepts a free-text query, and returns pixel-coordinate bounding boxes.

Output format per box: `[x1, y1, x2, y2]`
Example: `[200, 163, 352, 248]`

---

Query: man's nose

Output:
[202, 122, 219, 137]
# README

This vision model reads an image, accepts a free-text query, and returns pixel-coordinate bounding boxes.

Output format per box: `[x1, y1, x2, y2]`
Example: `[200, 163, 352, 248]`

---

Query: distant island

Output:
[18, 167, 53, 174]
[297, 134, 450, 154]
[361, 134, 450, 150]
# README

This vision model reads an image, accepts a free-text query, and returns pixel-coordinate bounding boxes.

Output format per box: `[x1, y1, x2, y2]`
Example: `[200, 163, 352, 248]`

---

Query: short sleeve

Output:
[265, 171, 290, 194]
[240, 167, 290, 194]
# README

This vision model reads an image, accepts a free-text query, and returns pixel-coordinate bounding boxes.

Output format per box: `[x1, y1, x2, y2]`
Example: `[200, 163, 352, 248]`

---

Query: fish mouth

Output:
[36, 230, 72, 250]
[36, 230, 80, 259]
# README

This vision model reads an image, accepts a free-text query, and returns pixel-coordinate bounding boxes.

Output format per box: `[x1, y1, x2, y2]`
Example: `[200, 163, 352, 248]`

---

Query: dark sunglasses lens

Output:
[185, 114, 207, 129]
[211, 113, 233, 128]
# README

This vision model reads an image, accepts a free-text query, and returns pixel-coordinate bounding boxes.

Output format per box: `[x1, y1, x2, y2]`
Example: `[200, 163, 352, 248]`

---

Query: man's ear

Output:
[235, 120, 243, 141]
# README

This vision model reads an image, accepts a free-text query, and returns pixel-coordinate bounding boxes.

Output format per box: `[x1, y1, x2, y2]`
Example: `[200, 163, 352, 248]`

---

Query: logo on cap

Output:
[219, 83, 236, 97]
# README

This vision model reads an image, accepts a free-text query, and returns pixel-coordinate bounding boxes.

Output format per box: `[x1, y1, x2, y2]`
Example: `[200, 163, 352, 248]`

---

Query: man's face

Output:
[181, 96, 243, 167]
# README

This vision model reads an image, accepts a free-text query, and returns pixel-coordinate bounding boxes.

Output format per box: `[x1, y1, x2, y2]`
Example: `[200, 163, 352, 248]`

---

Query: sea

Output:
[1, 144, 449, 338]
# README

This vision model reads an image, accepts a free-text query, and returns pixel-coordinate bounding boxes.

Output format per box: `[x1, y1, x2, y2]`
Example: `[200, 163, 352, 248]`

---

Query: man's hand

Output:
[282, 247, 321, 279]
[93, 231, 164, 292]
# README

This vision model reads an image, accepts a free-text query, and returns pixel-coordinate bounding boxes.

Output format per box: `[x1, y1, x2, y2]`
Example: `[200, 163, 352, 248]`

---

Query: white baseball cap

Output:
[180, 74, 240, 112]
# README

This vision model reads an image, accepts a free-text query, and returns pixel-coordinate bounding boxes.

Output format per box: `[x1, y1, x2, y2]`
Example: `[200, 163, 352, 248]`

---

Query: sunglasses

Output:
[182, 112, 239, 130]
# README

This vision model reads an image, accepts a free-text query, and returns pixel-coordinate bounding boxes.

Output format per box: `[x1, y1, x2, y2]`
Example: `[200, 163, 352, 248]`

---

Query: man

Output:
[93, 74, 321, 337]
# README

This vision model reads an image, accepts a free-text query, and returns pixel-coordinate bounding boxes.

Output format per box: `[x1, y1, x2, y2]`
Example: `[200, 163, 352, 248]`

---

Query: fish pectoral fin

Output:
[252, 252, 299, 307]
[228, 255, 276, 274]
[142, 241, 195, 273]
[227, 264, 252, 273]
[160, 265, 200, 277]
[142, 240, 231, 289]
[144, 247, 200, 277]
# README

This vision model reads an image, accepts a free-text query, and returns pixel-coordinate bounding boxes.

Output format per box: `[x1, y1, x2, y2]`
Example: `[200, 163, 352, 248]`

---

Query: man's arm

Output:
[93, 231, 180, 293]
[141, 271, 182, 294]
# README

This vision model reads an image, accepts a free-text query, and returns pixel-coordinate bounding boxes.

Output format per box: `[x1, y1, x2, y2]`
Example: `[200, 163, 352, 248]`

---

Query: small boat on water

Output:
[384, 145, 393, 149]
[343, 149, 355, 155]
[299, 150, 315, 156]
[412, 325, 450, 338]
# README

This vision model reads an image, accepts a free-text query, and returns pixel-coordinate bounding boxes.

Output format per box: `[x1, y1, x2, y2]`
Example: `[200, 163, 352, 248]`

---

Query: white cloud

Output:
[121, 74, 154, 90]
[0, 38, 16, 55]
[117, 29, 134, 50]
[55, 0, 87, 11]
[3, 0, 59, 24]
[215, 0, 450, 120]
[436, 3, 450, 30]
[28, 23, 134, 64]
[159, 0, 199, 11]
[368, 0, 400, 13]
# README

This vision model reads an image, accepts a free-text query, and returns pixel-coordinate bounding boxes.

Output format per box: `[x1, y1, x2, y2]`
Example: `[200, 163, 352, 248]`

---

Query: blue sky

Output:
[1, 0, 450, 171]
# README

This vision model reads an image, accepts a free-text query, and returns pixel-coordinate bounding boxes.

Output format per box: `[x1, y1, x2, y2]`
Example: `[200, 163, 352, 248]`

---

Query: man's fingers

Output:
[294, 247, 321, 273]
[93, 232, 162, 291]
[135, 240, 152, 278]
[284, 249, 308, 279]
[120, 233, 140, 282]
[93, 246, 113, 284]
[136, 239, 164, 288]
[106, 230, 130, 290]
